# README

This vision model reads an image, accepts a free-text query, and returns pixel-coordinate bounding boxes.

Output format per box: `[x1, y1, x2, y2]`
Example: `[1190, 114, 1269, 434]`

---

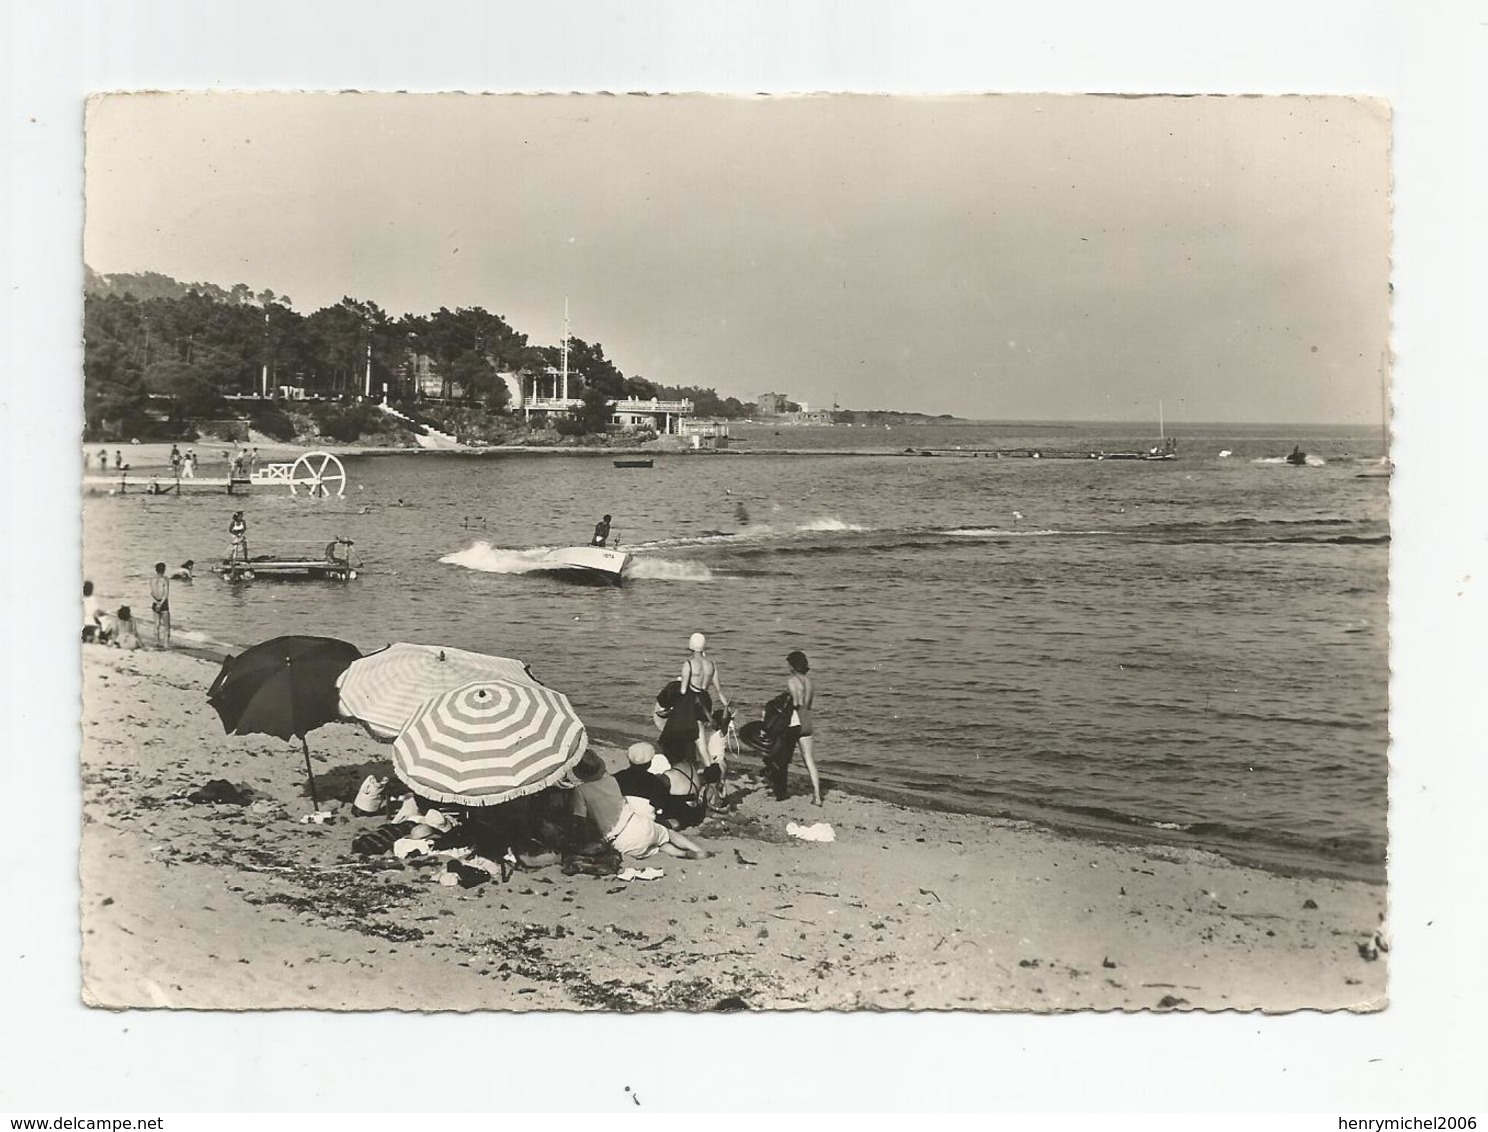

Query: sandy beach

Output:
[80, 645, 1387, 1013]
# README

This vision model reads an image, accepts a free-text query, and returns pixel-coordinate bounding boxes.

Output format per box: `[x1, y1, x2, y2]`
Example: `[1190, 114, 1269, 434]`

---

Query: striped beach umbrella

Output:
[337, 642, 540, 741]
[391, 679, 587, 807]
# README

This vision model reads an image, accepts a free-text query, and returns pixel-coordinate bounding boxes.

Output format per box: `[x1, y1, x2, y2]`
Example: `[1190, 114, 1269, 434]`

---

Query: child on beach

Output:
[81, 581, 106, 643]
[567, 750, 712, 860]
[149, 562, 171, 648]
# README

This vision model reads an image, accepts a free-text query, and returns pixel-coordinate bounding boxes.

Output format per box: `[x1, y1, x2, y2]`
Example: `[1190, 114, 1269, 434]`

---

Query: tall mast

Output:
[1380, 350, 1390, 463]
[1159, 399, 1164, 440]
[561, 297, 570, 402]
[261, 308, 270, 398]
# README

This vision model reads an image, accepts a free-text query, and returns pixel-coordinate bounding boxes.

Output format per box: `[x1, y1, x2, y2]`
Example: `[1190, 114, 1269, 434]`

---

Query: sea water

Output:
[82, 421, 1389, 880]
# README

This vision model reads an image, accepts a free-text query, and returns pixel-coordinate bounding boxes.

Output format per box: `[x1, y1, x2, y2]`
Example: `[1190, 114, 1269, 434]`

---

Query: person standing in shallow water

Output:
[149, 562, 171, 648]
[785, 650, 823, 807]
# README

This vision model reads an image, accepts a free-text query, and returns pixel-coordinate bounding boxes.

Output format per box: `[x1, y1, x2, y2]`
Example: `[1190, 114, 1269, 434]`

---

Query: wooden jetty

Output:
[83, 451, 349, 497]
[83, 473, 257, 495]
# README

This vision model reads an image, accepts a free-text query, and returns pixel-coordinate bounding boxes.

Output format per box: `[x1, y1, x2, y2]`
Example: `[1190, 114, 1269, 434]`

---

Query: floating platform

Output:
[213, 558, 359, 582]
[613, 458, 654, 468]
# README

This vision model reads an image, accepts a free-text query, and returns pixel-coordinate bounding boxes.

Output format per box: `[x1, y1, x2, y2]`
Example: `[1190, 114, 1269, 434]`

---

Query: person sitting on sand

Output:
[81, 581, 106, 643]
[149, 562, 171, 648]
[617, 742, 707, 830]
[567, 750, 712, 860]
[106, 605, 140, 650]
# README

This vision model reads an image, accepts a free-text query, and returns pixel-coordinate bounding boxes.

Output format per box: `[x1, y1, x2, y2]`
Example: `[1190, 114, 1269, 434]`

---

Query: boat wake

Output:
[440, 541, 553, 575]
[629, 516, 867, 552]
[441, 540, 715, 582]
[944, 526, 1101, 538]
[624, 557, 716, 582]
[1252, 455, 1328, 466]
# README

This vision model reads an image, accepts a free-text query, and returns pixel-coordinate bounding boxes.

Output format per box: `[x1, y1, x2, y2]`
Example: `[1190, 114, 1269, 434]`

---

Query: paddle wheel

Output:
[285, 451, 348, 498]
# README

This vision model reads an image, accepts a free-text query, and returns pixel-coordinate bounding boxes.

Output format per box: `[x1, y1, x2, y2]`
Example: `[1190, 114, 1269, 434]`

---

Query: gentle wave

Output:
[945, 527, 1103, 538]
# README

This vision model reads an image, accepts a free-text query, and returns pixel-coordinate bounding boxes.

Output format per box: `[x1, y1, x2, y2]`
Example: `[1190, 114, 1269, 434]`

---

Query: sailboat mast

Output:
[561, 297, 570, 402]
[1380, 350, 1390, 463]
[1159, 399, 1164, 441]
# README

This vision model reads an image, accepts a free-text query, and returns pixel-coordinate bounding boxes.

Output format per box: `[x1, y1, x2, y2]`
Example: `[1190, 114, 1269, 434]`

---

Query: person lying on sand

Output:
[567, 750, 712, 860]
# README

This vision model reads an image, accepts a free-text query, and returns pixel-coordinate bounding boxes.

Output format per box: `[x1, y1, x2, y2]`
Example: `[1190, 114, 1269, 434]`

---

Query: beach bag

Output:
[561, 840, 623, 877]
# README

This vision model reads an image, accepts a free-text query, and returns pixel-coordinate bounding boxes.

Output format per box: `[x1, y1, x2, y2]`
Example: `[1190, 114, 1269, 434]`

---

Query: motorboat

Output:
[534, 544, 631, 586]
[1286, 446, 1308, 466]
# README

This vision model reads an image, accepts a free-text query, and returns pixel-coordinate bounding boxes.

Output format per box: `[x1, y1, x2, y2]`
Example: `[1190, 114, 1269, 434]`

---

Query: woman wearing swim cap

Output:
[681, 632, 729, 767]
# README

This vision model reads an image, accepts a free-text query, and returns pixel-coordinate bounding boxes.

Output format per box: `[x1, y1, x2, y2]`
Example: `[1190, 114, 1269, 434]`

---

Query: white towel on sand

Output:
[787, 821, 835, 842]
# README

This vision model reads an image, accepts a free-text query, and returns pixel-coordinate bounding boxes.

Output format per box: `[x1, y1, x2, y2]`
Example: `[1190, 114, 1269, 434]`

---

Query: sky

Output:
[84, 92, 1392, 423]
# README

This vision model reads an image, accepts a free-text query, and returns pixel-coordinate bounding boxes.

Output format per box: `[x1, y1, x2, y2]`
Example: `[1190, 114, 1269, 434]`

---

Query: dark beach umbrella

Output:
[207, 635, 363, 810]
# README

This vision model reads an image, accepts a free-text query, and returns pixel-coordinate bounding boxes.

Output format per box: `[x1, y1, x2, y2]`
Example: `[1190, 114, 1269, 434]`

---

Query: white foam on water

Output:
[797, 516, 866, 532]
[625, 557, 716, 582]
[945, 527, 1065, 538]
[439, 541, 551, 575]
[1251, 455, 1329, 466]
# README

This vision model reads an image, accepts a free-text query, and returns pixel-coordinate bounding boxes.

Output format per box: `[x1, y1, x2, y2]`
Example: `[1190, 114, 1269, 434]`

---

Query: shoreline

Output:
[79, 645, 1388, 1011]
[149, 631, 1383, 886]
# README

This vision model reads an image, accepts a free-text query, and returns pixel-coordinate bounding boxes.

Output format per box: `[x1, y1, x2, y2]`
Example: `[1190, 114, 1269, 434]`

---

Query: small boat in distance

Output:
[1092, 401, 1179, 461]
[1286, 446, 1308, 466]
[613, 458, 654, 469]
[533, 545, 631, 586]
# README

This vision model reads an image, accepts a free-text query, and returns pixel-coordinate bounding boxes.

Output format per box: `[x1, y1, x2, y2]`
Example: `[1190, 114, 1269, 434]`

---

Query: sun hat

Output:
[572, 749, 608, 783]
[628, 741, 658, 767]
[688, 632, 706, 651]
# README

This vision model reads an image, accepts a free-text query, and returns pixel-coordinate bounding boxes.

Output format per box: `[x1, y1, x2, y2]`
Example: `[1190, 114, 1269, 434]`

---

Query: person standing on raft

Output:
[227, 511, 249, 563]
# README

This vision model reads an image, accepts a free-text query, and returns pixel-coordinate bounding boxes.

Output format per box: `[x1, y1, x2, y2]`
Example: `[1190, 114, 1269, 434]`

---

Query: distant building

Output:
[757, 391, 790, 416]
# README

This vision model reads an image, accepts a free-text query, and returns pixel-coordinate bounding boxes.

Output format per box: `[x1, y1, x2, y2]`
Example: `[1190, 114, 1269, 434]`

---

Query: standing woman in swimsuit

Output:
[680, 632, 729, 766]
[785, 650, 822, 806]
